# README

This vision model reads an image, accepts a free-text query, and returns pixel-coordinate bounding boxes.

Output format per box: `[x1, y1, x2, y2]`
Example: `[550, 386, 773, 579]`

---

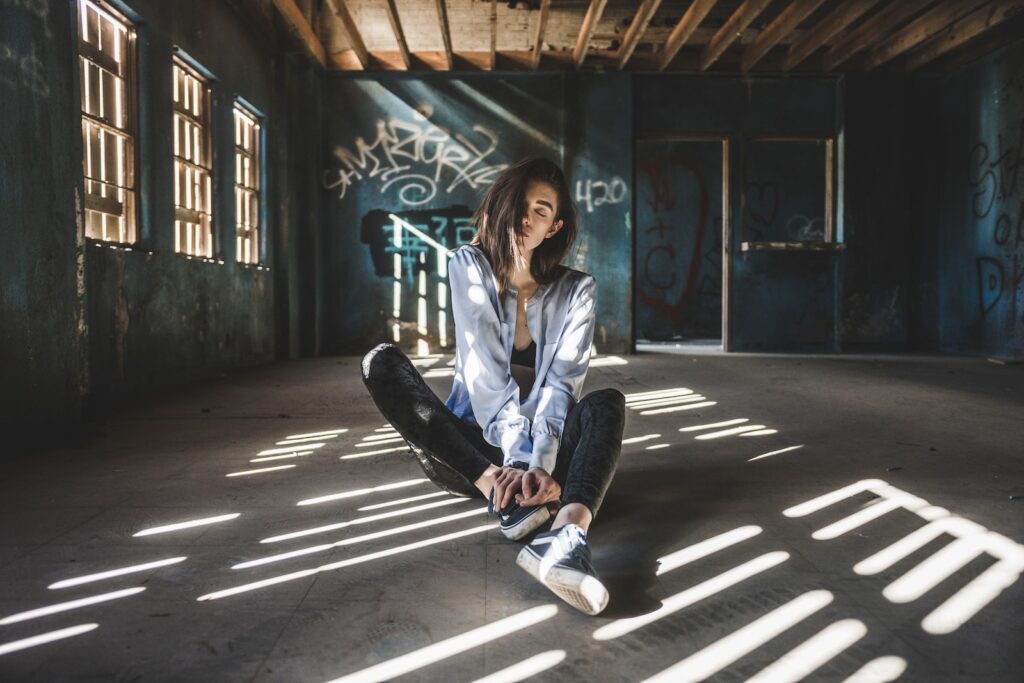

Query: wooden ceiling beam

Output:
[574, 0, 609, 68]
[532, 0, 552, 70]
[657, 0, 719, 71]
[383, 0, 411, 70]
[864, 0, 981, 70]
[270, 0, 326, 67]
[434, 0, 453, 70]
[618, 0, 663, 70]
[490, 0, 497, 70]
[741, 0, 827, 73]
[700, 0, 773, 71]
[905, 0, 1024, 70]
[324, 0, 369, 70]
[822, 0, 932, 71]
[783, 0, 882, 71]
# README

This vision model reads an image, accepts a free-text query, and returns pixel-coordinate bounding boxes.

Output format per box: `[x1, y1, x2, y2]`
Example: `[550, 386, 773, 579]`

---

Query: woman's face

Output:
[517, 179, 563, 254]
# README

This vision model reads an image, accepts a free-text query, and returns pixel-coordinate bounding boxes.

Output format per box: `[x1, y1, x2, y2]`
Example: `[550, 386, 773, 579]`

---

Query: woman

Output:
[361, 156, 626, 615]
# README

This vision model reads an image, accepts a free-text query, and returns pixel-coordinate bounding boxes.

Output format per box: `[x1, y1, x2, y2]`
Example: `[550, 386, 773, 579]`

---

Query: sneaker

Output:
[516, 523, 609, 615]
[489, 488, 551, 541]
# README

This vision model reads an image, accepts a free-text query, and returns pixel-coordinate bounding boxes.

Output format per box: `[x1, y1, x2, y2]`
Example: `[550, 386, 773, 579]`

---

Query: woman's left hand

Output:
[492, 466, 526, 511]
[517, 468, 561, 507]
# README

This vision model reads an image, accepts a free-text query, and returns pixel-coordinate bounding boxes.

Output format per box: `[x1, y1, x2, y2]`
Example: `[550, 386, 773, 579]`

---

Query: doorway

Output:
[634, 136, 730, 350]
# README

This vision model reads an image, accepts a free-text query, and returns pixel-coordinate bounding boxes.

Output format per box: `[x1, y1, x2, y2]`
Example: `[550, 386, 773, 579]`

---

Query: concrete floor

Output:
[1, 350, 1022, 682]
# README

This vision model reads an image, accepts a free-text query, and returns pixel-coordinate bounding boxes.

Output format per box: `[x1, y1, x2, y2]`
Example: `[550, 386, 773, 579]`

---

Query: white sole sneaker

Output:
[516, 544, 609, 615]
[500, 505, 551, 541]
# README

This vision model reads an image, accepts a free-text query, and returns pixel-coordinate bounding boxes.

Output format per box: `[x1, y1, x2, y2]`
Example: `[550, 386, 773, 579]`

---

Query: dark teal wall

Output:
[1, 0, 318, 441]
[320, 72, 633, 356]
[932, 39, 1024, 358]
[0, 0, 86, 437]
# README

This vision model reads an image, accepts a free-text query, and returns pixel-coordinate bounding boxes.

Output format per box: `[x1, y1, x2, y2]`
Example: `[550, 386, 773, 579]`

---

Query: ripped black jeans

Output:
[360, 343, 625, 518]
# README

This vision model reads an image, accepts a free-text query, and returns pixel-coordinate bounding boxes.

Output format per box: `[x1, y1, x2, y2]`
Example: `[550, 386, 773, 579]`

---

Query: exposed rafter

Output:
[324, 0, 369, 70]
[864, 0, 981, 70]
[618, 0, 663, 70]
[574, 0, 609, 69]
[741, 0, 827, 73]
[490, 0, 497, 71]
[434, 0, 453, 70]
[783, 0, 882, 71]
[822, 0, 932, 71]
[317, 0, 1015, 75]
[658, 0, 719, 71]
[700, 0, 773, 71]
[532, 0, 552, 70]
[383, 0, 411, 70]
[270, 0, 326, 67]
[905, 0, 1024, 70]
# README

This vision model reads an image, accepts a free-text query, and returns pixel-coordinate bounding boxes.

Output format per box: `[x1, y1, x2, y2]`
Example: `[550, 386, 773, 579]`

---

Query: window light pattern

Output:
[172, 58, 213, 257]
[79, 0, 136, 244]
[233, 104, 260, 264]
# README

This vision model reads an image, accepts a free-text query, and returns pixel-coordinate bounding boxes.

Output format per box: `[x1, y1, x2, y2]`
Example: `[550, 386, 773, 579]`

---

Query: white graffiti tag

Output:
[576, 177, 627, 213]
[323, 117, 507, 206]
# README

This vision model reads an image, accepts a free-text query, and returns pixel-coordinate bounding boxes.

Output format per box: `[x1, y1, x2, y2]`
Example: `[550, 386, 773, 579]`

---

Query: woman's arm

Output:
[449, 247, 534, 466]
[529, 274, 597, 474]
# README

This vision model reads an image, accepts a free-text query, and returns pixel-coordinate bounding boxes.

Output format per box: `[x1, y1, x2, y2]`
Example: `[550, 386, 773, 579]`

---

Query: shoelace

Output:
[539, 524, 588, 578]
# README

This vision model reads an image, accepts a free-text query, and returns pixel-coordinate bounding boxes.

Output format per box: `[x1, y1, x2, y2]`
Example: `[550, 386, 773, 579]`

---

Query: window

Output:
[742, 137, 840, 251]
[172, 57, 213, 257]
[78, 0, 136, 244]
[233, 103, 261, 264]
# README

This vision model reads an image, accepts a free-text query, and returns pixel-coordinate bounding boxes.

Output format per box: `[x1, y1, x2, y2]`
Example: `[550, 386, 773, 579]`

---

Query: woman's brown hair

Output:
[469, 156, 578, 298]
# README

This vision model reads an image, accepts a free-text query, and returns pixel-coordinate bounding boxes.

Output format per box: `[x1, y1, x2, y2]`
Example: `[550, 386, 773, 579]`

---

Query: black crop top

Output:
[510, 339, 536, 368]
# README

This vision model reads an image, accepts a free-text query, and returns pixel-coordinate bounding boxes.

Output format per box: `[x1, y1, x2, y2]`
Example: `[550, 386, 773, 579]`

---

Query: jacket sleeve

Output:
[529, 274, 597, 474]
[448, 248, 534, 466]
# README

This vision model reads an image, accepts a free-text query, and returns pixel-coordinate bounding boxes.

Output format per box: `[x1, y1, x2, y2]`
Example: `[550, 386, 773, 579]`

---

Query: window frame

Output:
[232, 99, 263, 266]
[171, 53, 215, 259]
[740, 134, 845, 253]
[78, 0, 139, 245]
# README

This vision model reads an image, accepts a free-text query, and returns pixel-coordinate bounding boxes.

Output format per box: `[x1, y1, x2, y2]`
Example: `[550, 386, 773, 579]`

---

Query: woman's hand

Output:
[492, 466, 526, 512]
[517, 468, 561, 507]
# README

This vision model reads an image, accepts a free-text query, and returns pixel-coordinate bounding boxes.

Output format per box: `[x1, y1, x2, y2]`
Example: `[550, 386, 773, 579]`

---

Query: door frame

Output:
[632, 133, 732, 351]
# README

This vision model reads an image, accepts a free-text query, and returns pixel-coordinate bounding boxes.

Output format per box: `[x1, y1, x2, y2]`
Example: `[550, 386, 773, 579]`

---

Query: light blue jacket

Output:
[443, 244, 597, 474]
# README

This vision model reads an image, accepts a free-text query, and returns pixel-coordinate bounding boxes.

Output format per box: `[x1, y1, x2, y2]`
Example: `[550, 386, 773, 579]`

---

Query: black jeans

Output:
[360, 342, 625, 518]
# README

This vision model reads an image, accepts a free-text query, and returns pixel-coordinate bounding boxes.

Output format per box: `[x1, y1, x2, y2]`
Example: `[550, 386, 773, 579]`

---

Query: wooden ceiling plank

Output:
[532, 0, 552, 70]
[618, 0, 664, 69]
[324, 0, 369, 70]
[434, 0, 453, 70]
[864, 0, 985, 70]
[270, 0, 326, 67]
[784, 0, 883, 71]
[574, 0, 610, 68]
[741, 0, 827, 73]
[383, 0, 411, 70]
[823, 0, 933, 71]
[657, 0, 720, 71]
[905, 0, 1024, 70]
[700, 0, 773, 71]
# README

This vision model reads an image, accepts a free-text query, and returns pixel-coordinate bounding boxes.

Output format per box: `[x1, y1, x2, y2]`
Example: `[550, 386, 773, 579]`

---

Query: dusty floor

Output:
[0, 350, 1022, 682]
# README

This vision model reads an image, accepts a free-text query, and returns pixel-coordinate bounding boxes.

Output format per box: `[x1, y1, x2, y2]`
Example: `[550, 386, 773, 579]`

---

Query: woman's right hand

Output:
[491, 466, 526, 512]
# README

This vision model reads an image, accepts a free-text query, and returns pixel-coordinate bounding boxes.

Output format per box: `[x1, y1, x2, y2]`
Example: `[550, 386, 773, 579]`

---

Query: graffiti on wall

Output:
[969, 117, 1024, 324]
[576, 176, 627, 214]
[635, 143, 723, 341]
[360, 206, 477, 354]
[324, 116, 507, 207]
[744, 140, 828, 244]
